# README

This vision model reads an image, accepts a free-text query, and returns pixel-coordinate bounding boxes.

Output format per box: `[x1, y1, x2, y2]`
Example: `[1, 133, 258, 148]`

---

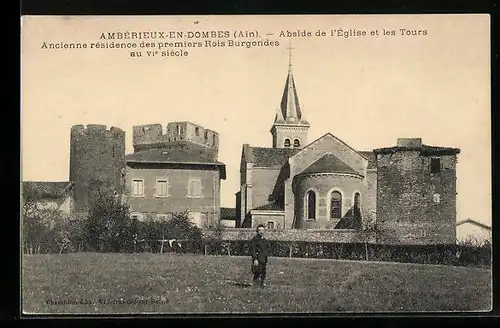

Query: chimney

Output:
[397, 138, 422, 148]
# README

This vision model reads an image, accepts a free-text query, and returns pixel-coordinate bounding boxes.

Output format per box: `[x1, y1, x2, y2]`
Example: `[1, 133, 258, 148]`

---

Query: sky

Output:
[21, 14, 491, 225]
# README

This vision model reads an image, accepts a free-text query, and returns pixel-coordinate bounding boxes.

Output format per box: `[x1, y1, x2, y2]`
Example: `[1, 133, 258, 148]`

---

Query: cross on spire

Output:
[286, 41, 294, 69]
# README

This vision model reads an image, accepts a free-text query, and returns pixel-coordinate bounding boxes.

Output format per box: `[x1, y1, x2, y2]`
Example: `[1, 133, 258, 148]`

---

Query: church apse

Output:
[292, 172, 365, 230]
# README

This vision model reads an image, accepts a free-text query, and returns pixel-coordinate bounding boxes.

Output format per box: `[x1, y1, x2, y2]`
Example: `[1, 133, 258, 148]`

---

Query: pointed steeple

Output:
[275, 43, 308, 125]
[270, 43, 310, 149]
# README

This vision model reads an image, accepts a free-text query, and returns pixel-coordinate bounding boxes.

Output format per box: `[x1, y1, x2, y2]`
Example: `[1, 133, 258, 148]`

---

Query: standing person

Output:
[250, 224, 269, 287]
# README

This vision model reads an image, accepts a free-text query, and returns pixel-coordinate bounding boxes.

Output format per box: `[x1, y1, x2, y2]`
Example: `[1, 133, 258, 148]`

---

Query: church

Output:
[236, 55, 461, 245]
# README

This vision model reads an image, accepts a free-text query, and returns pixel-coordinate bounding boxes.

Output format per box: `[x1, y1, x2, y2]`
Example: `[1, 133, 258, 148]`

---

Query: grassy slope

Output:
[22, 253, 492, 314]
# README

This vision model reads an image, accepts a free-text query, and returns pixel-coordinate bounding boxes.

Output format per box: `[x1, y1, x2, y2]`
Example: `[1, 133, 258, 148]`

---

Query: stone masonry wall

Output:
[293, 173, 365, 229]
[376, 151, 457, 245]
[132, 122, 219, 160]
[69, 124, 125, 212]
[284, 134, 369, 229]
[363, 169, 377, 227]
[272, 125, 309, 149]
[204, 228, 376, 243]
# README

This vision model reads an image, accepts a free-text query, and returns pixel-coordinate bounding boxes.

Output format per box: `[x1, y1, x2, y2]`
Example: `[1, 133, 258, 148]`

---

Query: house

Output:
[22, 181, 75, 216]
[456, 219, 491, 244]
[125, 122, 227, 228]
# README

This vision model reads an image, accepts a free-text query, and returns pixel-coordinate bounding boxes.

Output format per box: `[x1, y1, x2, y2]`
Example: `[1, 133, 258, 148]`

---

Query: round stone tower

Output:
[69, 124, 126, 213]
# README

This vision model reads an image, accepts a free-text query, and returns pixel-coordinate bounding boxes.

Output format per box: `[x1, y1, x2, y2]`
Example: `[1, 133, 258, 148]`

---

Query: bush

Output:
[134, 211, 204, 254]
[201, 239, 491, 268]
[83, 193, 134, 253]
[22, 197, 69, 254]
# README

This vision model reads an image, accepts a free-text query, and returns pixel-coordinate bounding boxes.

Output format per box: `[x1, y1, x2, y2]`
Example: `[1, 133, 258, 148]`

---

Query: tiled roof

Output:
[221, 207, 236, 220]
[373, 144, 460, 156]
[299, 154, 360, 176]
[358, 151, 377, 169]
[250, 147, 300, 168]
[126, 148, 226, 179]
[253, 201, 284, 211]
[23, 181, 74, 200]
[126, 148, 224, 165]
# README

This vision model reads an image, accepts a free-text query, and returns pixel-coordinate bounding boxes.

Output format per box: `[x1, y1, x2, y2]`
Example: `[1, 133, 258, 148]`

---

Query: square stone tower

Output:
[374, 138, 460, 245]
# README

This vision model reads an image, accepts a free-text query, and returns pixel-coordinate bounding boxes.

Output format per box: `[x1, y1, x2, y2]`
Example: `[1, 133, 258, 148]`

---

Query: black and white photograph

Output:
[20, 14, 492, 314]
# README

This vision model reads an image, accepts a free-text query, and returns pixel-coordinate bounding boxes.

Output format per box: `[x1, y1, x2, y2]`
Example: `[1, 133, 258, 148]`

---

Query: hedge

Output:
[200, 239, 491, 269]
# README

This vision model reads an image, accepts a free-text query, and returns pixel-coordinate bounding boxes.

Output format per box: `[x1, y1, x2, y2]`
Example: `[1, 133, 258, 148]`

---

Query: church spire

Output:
[270, 43, 310, 149]
[274, 42, 308, 125]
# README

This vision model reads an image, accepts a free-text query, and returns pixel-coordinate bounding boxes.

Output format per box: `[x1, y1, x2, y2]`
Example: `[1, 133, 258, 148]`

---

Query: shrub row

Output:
[201, 239, 491, 269]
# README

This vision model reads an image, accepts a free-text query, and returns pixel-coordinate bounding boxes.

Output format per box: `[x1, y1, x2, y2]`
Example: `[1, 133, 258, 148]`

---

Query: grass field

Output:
[22, 253, 492, 314]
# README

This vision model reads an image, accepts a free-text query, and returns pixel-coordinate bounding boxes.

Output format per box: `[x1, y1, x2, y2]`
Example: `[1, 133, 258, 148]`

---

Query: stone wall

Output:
[284, 134, 369, 229]
[363, 169, 377, 226]
[132, 122, 219, 160]
[250, 212, 286, 229]
[271, 125, 309, 149]
[69, 124, 126, 212]
[293, 173, 365, 229]
[204, 228, 376, 243]
[376, 151, 458, 245]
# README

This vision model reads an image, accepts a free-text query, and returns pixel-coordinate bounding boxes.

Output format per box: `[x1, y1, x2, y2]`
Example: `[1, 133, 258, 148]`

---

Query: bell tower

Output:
[270, 44, 310, 149]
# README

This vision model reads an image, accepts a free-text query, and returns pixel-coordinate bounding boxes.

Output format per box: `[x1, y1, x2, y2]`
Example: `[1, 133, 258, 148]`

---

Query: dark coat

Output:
[250, 234, 269, 264]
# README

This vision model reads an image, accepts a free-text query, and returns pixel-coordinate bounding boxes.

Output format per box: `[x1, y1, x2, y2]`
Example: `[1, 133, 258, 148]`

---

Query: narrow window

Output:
[293, 139, 300, 148]
[306, 190, 316, 220]
[353, 192, 361, 217]
[430, 157, 441, 174]
[331, 191, 342, 219]
[132, 180, 144, 197]
[284, 138, 291, 148]
[176, 125, 181, 135]
[195, 127, 200, 136]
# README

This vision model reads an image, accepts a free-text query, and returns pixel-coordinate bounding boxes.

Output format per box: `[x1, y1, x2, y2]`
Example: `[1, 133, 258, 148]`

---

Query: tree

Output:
[163, 211, 203, 253]
[83, 191, 133, 252]
[22, 196, 64, 254]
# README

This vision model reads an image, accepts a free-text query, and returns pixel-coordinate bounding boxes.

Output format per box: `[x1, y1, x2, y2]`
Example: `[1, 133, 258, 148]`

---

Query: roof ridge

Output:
[292, 133, 369, 162]
[457, 218, 491, 229]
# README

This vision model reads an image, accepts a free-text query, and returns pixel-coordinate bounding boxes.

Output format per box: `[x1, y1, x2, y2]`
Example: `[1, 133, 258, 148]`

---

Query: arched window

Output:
[354, 192, 361, 216]
[293, 139, 300, 148]
[195, 127, 199, 136]
[331, 191, 342, 219]
[284, 138, 291, 148]
[306, 190, 316, 220]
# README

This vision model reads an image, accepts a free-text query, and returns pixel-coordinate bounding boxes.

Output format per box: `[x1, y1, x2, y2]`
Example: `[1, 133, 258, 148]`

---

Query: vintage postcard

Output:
[21, 14, 492, 315]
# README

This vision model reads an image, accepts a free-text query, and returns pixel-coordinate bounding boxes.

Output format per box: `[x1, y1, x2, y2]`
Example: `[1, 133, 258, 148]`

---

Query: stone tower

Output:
[270, 49, 310, 149]
[374, 138, 460, 245]
[70, 124, 126, 213]
[132, 121, 219, 160]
